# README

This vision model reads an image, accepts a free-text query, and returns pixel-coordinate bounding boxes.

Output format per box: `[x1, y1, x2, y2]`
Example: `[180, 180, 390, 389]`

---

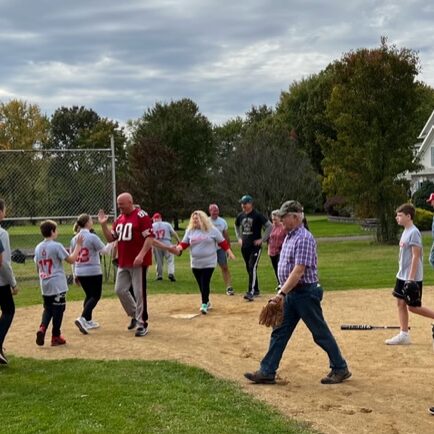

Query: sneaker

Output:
[168, 274, 176, 282]
[243, 292, 254, 302]
[74, 317, 89, 335]
[156, 276, 163, 281]
[244, 370, 276, 384]
[428, 407, 434, 415]
[36, 325, 46, 346]
[0, 348, 8, 364]
[385, 333, 411, 345]
[86, 320, 100, 329]
[206, 301, 212, 310]
[51, 336, 66, 346]
[226, 287, 234, 296]
[200, 303, 208, 314]
[321, 368, 352, 384]
[135, 326, 149, 337]
[128, 318, 137, 330]
[253, 291, 260, 298]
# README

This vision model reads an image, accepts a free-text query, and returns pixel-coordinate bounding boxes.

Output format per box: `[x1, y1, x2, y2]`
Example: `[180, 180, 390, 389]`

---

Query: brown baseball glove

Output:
[259, 296, 284, 328]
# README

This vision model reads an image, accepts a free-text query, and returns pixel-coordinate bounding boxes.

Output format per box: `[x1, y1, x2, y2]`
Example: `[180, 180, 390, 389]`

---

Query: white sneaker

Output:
[74, 317, 89, 335]
[206, 301, 212, 310]
[385, 333, 411, 345]
[86, 320, 100, 330]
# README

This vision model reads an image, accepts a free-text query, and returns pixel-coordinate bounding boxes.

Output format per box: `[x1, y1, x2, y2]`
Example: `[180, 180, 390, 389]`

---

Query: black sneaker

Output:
[168, 274, 176, 282]
[135, 326, 149, 337]
[244, 370, 276, 384]
[0, 348, 8, 364]
[226, 287, 234, 296]
[243, 292, 254, 302]
[36, 327, 46, 346]
[253, 291, 260, 298]
[128, 318, 137, 330]
[321, 368, 352, 384]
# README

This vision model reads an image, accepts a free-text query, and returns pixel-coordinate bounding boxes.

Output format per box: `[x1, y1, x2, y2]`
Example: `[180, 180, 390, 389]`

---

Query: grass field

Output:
[1, 358, 313, 434]
[2, 216, 433, 433]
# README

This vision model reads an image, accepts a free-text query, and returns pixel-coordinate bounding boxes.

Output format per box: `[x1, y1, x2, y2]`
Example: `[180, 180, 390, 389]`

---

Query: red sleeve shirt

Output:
[112, 208, 154, 267]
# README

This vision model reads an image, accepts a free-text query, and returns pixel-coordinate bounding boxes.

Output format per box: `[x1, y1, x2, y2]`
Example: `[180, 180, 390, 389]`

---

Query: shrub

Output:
[324, 196, 352, 217]
[414, 207, 434, 231]
[412, 180, 434, 211]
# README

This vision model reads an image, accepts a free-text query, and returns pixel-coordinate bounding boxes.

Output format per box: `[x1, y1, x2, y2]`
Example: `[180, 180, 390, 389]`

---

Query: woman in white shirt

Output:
[176, 210, 235, 314]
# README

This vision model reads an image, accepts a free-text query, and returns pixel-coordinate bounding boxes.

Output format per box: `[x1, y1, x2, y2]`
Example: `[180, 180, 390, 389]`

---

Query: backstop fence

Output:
[0, 145, 117, 284]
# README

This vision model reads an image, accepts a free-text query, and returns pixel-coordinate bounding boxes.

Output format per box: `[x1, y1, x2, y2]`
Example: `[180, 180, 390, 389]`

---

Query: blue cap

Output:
[239, 194, 253, 204]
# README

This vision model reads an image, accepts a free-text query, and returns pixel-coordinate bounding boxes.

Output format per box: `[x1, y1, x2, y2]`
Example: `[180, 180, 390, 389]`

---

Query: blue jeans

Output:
[260, 283, 347, 376]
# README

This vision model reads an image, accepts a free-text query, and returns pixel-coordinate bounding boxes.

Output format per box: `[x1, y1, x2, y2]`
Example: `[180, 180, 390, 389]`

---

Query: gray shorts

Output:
[217, 248, 227, 266]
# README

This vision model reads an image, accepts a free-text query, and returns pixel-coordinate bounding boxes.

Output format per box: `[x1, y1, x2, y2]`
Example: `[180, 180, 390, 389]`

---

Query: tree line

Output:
[1, 38, 434, 242]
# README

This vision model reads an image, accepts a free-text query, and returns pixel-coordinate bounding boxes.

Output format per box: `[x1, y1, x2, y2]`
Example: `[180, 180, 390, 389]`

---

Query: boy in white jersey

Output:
[34, 220, 83, 346]
[385, 203, 434, 345]
[152, 213, 180, 281]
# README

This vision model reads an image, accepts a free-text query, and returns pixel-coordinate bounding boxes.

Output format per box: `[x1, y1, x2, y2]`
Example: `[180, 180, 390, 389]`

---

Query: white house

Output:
[407, 109, 434, 192]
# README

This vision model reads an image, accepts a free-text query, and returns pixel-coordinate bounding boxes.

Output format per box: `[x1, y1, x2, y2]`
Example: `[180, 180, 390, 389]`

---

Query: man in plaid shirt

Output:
[244, 200, 351, 385]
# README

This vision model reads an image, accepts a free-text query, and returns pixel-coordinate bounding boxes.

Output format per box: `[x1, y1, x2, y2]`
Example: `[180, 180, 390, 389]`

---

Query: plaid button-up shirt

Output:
[277, 224, 318, 285]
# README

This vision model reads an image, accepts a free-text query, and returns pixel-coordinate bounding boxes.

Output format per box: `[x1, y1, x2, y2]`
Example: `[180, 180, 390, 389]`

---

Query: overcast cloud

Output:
[1, 0, 433, 125]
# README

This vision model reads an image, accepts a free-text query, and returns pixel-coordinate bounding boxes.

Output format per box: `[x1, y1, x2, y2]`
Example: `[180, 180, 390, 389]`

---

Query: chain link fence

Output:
[0, 148, 117, 285]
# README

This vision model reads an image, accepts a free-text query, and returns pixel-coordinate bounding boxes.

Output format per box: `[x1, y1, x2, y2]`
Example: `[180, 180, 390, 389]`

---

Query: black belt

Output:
[293, 282, 317, 290]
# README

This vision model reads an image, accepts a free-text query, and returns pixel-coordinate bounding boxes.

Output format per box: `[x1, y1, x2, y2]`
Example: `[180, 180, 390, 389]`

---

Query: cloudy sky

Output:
[1, 0, 433, 126]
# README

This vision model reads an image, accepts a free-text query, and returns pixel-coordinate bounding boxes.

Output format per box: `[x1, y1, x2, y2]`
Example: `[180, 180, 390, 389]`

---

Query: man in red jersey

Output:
[98, 193, 154, 337]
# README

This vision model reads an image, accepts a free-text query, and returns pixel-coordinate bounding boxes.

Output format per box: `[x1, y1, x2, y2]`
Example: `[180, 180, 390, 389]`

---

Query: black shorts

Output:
[392, 278, 423, 307]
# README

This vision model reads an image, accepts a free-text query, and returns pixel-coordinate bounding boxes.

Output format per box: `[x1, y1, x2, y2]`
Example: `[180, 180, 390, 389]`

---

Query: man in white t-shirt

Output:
[152, 213, 180, 281]
[209, 204, 234, 295]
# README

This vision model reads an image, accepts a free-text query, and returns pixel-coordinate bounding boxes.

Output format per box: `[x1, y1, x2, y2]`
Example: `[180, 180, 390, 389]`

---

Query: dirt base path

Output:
[6, 289, 434, 434]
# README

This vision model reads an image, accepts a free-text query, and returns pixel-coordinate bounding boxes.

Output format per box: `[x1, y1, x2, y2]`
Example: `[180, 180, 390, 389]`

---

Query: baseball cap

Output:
[152, 212, 162, 220]
[239, 194, 253, 204]
[277, 200, 303, 217]
[426, 193, 434, 202]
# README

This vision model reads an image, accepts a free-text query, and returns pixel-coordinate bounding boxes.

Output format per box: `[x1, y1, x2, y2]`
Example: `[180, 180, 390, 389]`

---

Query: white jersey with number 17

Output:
[34, 239, 69, 296]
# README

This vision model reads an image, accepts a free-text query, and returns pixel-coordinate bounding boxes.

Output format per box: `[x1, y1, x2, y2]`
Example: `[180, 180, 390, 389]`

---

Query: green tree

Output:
[129, 99, 215, 211]
[276, 70, 336, 174]
[322, 38, 421, 243]
[121, 137, 183, 221]
[48, 106, 99, 149]
[0, 99, 49, 149]
[0, 100, 49, 217]
[212, 117, 244, 164]
[218, 121, 322, 215]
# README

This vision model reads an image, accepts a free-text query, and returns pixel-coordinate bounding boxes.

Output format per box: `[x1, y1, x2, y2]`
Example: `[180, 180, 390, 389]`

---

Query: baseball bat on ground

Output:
[340, 324, 408, 330]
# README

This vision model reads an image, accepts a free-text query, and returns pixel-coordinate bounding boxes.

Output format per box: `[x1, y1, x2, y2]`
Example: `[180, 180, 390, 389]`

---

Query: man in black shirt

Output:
[235, 195, 272, 301]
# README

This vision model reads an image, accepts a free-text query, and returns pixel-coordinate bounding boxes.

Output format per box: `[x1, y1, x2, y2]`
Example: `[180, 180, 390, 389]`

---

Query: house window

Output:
[431, 147, 434, 166]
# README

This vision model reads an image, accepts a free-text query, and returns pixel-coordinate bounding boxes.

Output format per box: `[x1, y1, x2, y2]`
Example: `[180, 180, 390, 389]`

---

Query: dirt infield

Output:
[6, 289, 434, 434]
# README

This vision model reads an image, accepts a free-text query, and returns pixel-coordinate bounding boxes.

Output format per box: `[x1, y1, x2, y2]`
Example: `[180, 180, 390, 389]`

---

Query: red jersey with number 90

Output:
[112, 208, 154, 267]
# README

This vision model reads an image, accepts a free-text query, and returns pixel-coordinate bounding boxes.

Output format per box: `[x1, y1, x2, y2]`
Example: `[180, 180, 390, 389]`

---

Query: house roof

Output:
[418, 109, 434, 139]
[416, 125, 434, 160]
